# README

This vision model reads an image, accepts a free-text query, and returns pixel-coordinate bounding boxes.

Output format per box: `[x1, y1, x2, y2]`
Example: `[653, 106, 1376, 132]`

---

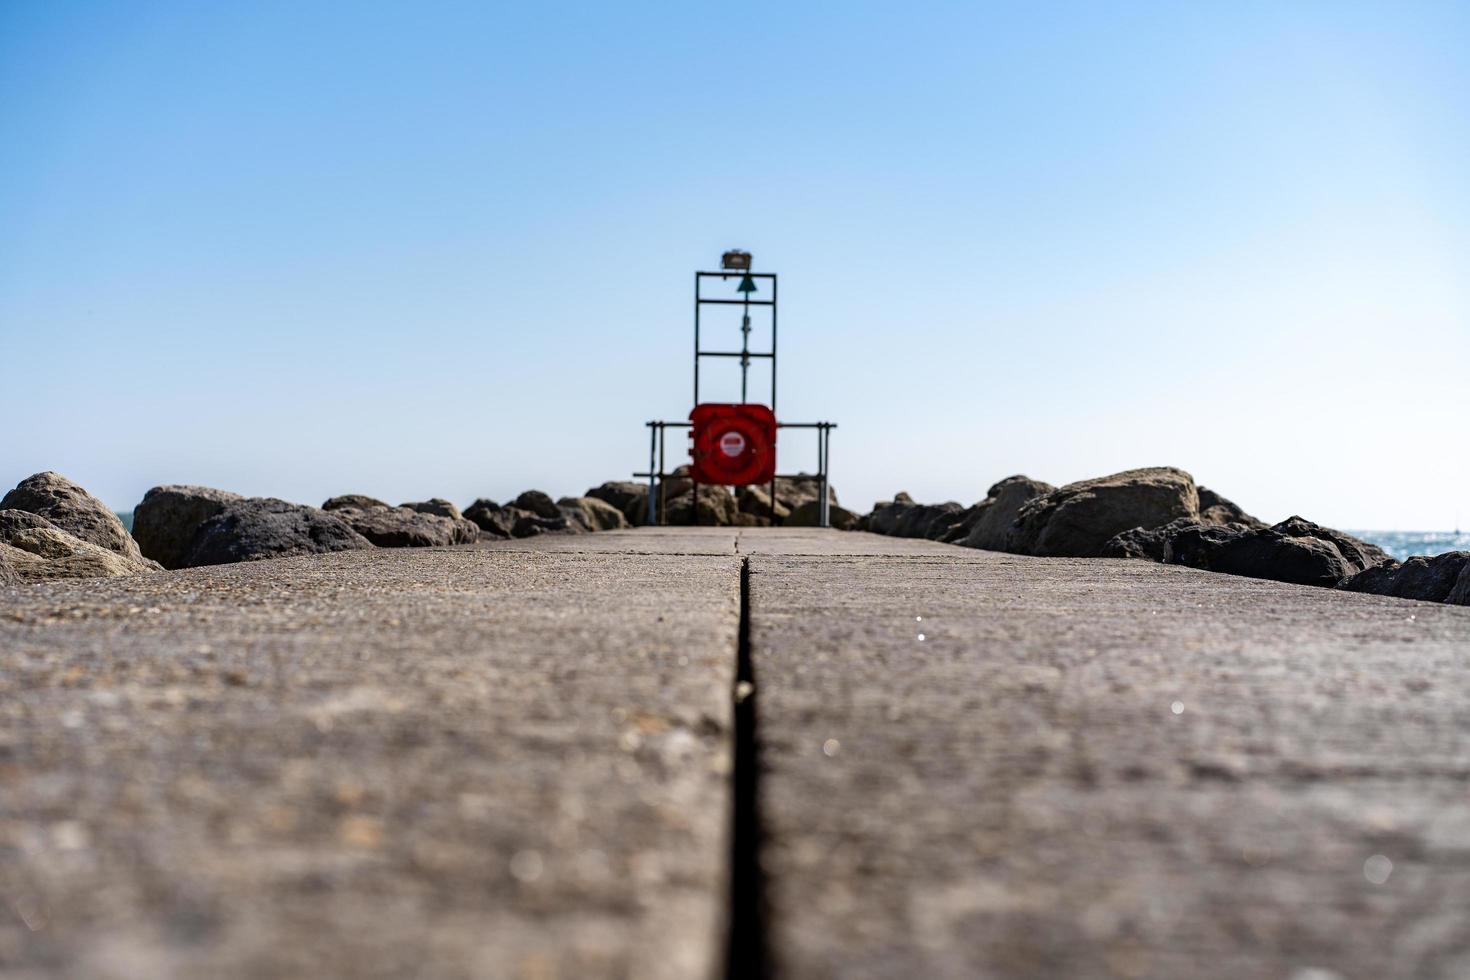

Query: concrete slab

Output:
[748, 544, 1470, 979]
[0, 545, 739, 979]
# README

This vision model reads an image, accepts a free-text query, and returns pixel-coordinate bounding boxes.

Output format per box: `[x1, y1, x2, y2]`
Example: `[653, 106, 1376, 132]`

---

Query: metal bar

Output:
[659, 424, 667, 526]
[696, 272, 777, 278]
[771, 274, 778, 418]
[776, 422, 838, 429]
[820, 426, 830, 528]
[693, 273, 700, 406]
[697, 351, 774, 359]
[694, 299, 776, 307]
[646, 424, 657, 526]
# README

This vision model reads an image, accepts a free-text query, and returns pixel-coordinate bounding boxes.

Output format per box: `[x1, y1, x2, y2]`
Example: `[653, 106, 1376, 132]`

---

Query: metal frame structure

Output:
[635, 265, 838, 527]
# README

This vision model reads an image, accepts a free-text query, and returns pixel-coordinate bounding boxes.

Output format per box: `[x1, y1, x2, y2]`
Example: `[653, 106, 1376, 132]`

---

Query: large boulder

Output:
[1006, 467, 1199, 557]
[2, 471, 149, 565]
[463, 499, 507, 535]
[322, 494, 390, 511]
[331, 505, 479, 548]
[558, 496, 630, 532]
[1100, 518, 1206, 562]
[737, 485, 791, 523]
[867, 493, 916, 536]
[1342, 552, 1470, 605]
[1168, 517, 1384, 588]
[662, 485, 739, 526]
[785, 501, 860, 530]
[960, 476, 1055, 551]
[586, 482, 650, 526]
[512, 490, 561, 520]
[771, 474, 837, 513]
[1, 509, 158, 581]
[401, 498, 464, 521]
[134, 485, 245, 569]
[511, 512, 580, 537]
[1197, 487, 1263, 528]
[184, 499, 372, 567]
[895, 501, 964, 539]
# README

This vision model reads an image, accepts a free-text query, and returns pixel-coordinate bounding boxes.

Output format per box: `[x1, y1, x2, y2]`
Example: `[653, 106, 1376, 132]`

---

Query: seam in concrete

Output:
[726, 556, 770, 978]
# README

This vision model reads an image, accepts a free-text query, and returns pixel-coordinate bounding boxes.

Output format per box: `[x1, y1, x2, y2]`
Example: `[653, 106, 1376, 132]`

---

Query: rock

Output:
[332, 506, 480, 548]
[785, 501, 860, 531]
[1342, 552, 1470, 605]
[771, 474, 837, 512]
[1006, 467, 1199, 557]
[1168, 517, 1383, 588]
[322, 495, 390, 511]
[1197, 487, 1263, 528]
[512, 490, 561, 520]
[558, 496, 631, 532]
[1101, 518, 1204, 562]
[133, 485, 246, 569]
[2, 471, 149, 564]
[867, 493, 916, 536]
[738, 486, 791, 523]
[586, 482, 650, 526]
[960, 476, 1056, 551]
[0, 510, 151, 581]
[184, 499, 372, 567]
[512, 512, 579, 537]
[401, 498, 464, 521]
[895, 501, 964, 539]
[463, 499, 507, 535]
[662, 486, 739, 526]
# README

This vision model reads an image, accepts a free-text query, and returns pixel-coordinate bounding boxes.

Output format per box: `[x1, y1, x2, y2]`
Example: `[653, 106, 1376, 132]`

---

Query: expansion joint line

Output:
[726, 557, 769, 978]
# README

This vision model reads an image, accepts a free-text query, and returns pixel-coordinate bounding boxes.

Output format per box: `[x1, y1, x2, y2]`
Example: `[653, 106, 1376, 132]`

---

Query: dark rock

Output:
[771, 474, 838, 513]
[2, 471, 148, 564]
[134, 485, 245, 569]
[960, 477, 1056, 551]
[184, 499, 372, 567]
[785, 501, 860, 530]
[867, 493, 916, 536]
[1168, 517, 1381, 588]
[463, 499, 507, 535]
[558, 496, 630, 532]
[322, 495, 390, 511]
[512, 512, 579, 537]
[332, 506, 480, 548]
[662, 486, 739, 526]
[586, 482, 650, 526]
[1006, 467, 1199, 558]
[400, 498, 463, 521]
[738, 486, 791, 523]
[1451, 564, 1470, 606]
[1101, 518, 1205, 562]
[511, 490, 560, 520]
[1197, 487, 1263, 528]
[894, 501, 964, 539]
[1342, 552, 1470, 604]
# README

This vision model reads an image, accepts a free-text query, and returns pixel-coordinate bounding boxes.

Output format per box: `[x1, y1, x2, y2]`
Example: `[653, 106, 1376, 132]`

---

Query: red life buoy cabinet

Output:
[688, 403, 776, 486]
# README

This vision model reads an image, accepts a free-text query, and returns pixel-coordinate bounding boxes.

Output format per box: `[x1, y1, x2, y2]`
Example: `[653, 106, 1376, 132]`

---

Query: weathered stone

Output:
[332, 506, 479, 548]
[738, 486, 791, 523]
[134, 485, 246, 569]
[463, 499, 507, 535]
[0, 518, 145, 581]
[771, 474, 837, 513]
[2, 471, 147, 564]
[558, 496, 631, 532]
[1343, 552, 1470, 604]
[1168, 517, 1381, 588]
[866, 493, 915, 536]
[893, 501, 964, 539]
[400, 498, 463, 521]
[1006, 467, 1199, 557]
[512, 512, 579, 537]
[784, 501, 860, 530]
[1101, 517, 1208, 562]
[662, 486, 739, 527]
[586, 482, 651, 526]
[322, 495, 390, 512]
[1198, 486, 1263, 527]
[185, 499, 372, 567]
[512, 490, 561, 520]
[960, 476, 1055, 551]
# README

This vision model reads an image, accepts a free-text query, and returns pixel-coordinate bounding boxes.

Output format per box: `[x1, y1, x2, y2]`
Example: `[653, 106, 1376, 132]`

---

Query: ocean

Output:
[1351, 530, 1470, 562]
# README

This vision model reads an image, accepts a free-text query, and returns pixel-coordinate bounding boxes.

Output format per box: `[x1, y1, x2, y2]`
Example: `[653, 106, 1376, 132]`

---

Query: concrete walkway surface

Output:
[1, 529, 1468, 979]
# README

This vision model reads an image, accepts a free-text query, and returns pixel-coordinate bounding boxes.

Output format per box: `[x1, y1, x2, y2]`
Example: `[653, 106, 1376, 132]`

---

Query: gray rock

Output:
[961, 476, 1055, 551]
[1006, 467, 1200, 557]
[134, 485, 246, 569]
[1198, 486, 1263, 528]
[867, 494, 915, 536]
[1, 510, 153, 581]
[784, 501, 860, 531]
[2, 471, 148, 564]
[322, 495, 390, 512]
[1342, 552, 1470, 605]
[558, 496, 631, 532]
[332, 506, 479, 548]
[463, 499, 506, 535]
[513, 491, 561, 520]
[895, 502, 964, 539]
[401, 498, 464, 521]
[738, 486, 791, 523]
[586, 482, 651, 526]
[1101, 518, 1205, 562]
[771, 474, 838, 512]
[662, 486, 739, 527]
[185, 499, 372, 567]
[1168, 517, 1382, 588]
[512, 512, 579, 537]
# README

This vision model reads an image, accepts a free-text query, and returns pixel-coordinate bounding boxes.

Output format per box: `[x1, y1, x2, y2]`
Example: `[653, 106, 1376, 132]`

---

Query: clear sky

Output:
[3, 1, 1467, 530]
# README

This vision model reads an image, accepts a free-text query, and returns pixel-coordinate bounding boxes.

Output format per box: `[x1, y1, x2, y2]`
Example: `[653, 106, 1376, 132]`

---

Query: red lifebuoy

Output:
[688, 403, 776, 486]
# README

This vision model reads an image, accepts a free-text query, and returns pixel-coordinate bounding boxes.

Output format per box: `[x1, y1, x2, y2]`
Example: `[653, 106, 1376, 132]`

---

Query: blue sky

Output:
[3, 1, 1467, 529]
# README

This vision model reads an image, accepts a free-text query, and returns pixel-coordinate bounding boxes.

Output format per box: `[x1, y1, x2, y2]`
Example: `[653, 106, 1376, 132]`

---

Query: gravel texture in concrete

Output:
[0, 545, 738, 979]
[747, 541, 1470, 979]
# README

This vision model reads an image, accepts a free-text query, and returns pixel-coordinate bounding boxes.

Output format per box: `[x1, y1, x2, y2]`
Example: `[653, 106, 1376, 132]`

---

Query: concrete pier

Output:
[2, 529, 1468, 978]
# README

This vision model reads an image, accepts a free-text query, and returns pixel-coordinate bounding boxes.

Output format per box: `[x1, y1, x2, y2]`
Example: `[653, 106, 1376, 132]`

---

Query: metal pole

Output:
[739, 281, 751, 403]
[693, 272, 701, 406]
[820, 425, 830, 528]
[658, 424, 667, 526]
[770, 274, 778, 417]
[646, 424, 657, 526]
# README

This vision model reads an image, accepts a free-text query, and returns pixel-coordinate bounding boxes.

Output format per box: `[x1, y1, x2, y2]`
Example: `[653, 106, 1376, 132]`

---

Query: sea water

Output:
[1351, 530, 1470, 562]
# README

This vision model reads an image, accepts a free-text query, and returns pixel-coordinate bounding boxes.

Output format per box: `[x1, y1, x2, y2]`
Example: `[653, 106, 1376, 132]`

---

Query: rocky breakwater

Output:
[582, 469, 858, 529]
[863, 466, 1465, 608]
[1, 472, 161, 582]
